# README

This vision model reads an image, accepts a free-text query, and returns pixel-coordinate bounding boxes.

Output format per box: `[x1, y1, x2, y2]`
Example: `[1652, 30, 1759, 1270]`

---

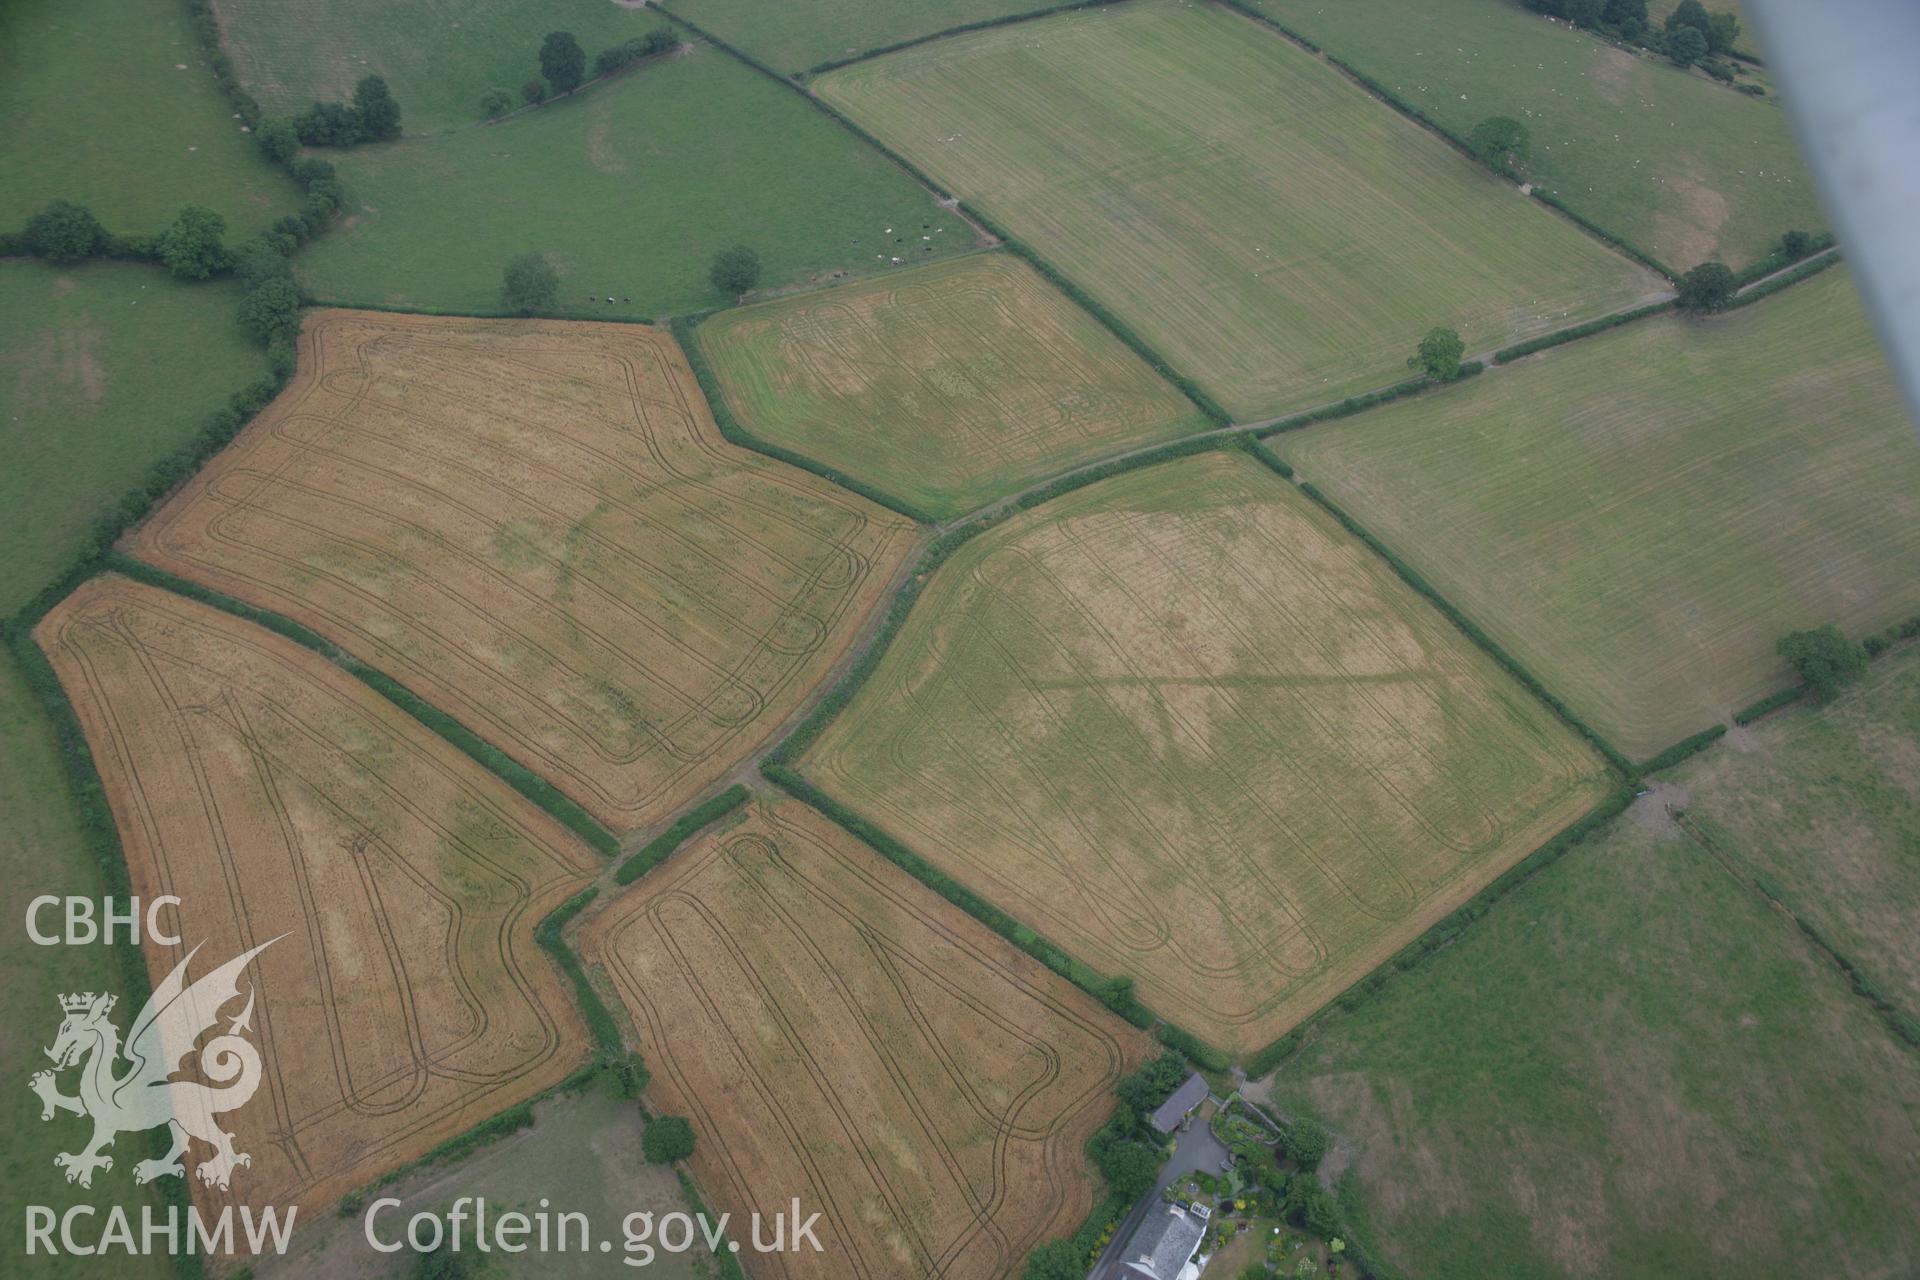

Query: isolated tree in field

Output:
[1409, 326, 1466, 381]
[642, 1115, 696, 1163]
[708, 245, 761, 298]
[25, 200, 108, 263]
[255, 117, 300, 165]
[1666, 24, 1708, 67]
[158, 205, 228, 280]
[352, 75, 402, 141]
[479, 87, 513, 119]
[238, 277, 303, 346]
[1469, 115, 1530, 176]
[1676, 261, 1735, 312]
[501, 252, 559, 314]
[540, 31, 587, 94]
[521, 78, 548, 107]
[1777, 626, 1866, 702]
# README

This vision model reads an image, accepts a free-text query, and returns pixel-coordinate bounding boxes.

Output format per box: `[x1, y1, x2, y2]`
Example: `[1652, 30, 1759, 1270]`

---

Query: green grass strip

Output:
[104, 553, 621, 858]
[615, 785, 750, 884]
[669, 316, 937, 523]
[1638, 724, 1728, 774]
[1245, 783, 1638, 1077]
[1286, 484, 1637, 776]
[1493, 299, 1675, 363]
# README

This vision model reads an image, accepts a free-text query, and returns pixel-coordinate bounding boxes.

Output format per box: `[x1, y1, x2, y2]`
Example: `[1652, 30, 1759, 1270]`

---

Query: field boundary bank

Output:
[99, 552, 622, 858]
[1669, 810, 1920, 1049]
[670, 316, 939, 522]
[651, 6, 1234, 427]
[1208, 0, 1681, 280]
[797, 0, 1128, 76]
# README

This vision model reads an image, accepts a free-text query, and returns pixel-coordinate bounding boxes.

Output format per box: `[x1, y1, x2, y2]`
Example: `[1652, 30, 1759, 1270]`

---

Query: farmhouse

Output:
[1151, 1072, 1212, 1134]
[1118, 1203, 1208, 1280]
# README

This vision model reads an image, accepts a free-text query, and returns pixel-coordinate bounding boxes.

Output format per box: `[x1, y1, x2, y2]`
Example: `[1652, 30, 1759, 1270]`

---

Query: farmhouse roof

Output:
[1149, 1072, 1210, 1133]
[1118, 1204, 1206, 1280]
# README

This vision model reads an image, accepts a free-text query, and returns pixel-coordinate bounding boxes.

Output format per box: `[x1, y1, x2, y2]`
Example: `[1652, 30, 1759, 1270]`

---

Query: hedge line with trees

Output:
[614, 785, 751, 885]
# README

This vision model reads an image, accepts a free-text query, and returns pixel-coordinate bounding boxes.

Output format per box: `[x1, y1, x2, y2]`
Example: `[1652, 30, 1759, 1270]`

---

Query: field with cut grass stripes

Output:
[1279, 270, 1920, 758]
[817, 0, 1662, 421]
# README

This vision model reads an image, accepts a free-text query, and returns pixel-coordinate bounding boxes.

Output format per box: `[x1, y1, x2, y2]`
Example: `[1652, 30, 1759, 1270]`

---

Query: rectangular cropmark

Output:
[126, 310, 919, 834]
[801, 452, 1613, 1054]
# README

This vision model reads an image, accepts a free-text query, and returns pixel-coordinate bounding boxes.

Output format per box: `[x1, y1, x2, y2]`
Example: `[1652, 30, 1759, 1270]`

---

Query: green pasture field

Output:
[0, 659, 172, 1278]
[816, 0, 1662, 422]
[1278, 270, 1920, 759]
[1668, 643, 1920, 1023]
[0, 0, 300, 237]
[665, 0, 1056, 73]
[1259, 781, 1920, 1277]
[801, 450, 1611, 1055]
[696, 251, 1211, 518]
[297, 44, 973, 319]
[1241, 0, 1816, 270]
[210, 0, 676, 134]
[0, 260, 267, 618]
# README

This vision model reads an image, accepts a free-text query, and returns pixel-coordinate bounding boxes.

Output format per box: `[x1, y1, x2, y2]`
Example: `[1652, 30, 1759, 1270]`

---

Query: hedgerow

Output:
[1258, 376, 1431, 436]
[668, 317, 936, 522]
[103, 555, 621, 858]
[1638, 724, 1728, 774]
[1289, 483, 1636, 775]
[615, 785, 750, 884]
[1724, 249, 1843, 310]
[1493, 299, 1675, 363]
[1733, 684, 1806, 725]
[802, 0, 1124, 76]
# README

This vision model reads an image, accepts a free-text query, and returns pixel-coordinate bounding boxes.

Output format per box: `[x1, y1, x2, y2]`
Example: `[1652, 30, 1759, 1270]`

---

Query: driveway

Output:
[1089, 1111, 1231, 1279]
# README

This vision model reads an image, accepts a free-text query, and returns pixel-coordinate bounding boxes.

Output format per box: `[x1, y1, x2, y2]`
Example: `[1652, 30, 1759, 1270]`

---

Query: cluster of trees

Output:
[499, 244, 761, 315]
[15, 199, 242, 283]
[482, 28, 678, 119]
[1518, 0, 1746, 75]
[290, 75, 402, 147]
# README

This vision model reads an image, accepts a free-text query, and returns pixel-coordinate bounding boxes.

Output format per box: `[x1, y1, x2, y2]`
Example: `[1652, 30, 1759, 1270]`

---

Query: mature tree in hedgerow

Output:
[158, 205, 228, 280]
[1676, 261, 1736, 312]
[480, 87, 514, 119]
[1469, 115, 1530, 176]
[1409, 326, 1466, 381]
[255, 117, 301, 165]
[1097, 1141, 1162, 1200]
[540, 31, 587, 94]
[24, 200, 109, 263]
[501, 252, 559, 315]
[238, 277, 304, 346]
[642, 1115, 696, 1164]
[708, 245, 762, 299]
[1781, 229, 1813, 260]
[1567, 0, 1605, 29]
[352, 75, 402, 141]
[1706, 11, 1740, 54]
[1666, 24, 1709, 67]
[1666, 0, 1711, 33]
[521, 77, 549, 107]
[1023, 1240, 1082, 1280]
[1777, 626, 1867, 702]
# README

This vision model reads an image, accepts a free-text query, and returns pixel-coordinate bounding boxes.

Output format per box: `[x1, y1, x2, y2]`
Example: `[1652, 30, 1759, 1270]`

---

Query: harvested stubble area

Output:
[582, 795, 1145, 1280]
[698, 252, 1210, 519]
[803, 452, 1612, 1054]
[128, 310, 918, 834]
[816, 0, 1662, 422]
[34, 575, 595, 1220]
[1280, 270, 1920, 758]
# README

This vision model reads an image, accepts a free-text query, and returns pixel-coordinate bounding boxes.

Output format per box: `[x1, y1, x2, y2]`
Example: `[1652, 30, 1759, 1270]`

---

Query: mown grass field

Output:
[1242, 0, 1817, 270]
[816, 0, 1661, 422]
[210, 0, 676, 134]
[1278, 271, 1920, 759]
[582, 794, 1145, 1280]
[666, 0, 1054, 73]
[1259, 781, 1920, 1278]
[0, 0, 298, 236]
[0, 657, 172, 1278]
[296, 44, 976, 318]
[1669, 642, 1920, 1023]
[130, 310, 917, 834]
[36, 575, 597, 1221]
[0, 260, 269, 618]
[697, 252, 1210, 518]
[802, 451, 1611, 1055]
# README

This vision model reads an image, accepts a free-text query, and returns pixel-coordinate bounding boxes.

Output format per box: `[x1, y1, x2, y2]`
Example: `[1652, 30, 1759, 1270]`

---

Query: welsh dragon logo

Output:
[30, 937, 279, 1191]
